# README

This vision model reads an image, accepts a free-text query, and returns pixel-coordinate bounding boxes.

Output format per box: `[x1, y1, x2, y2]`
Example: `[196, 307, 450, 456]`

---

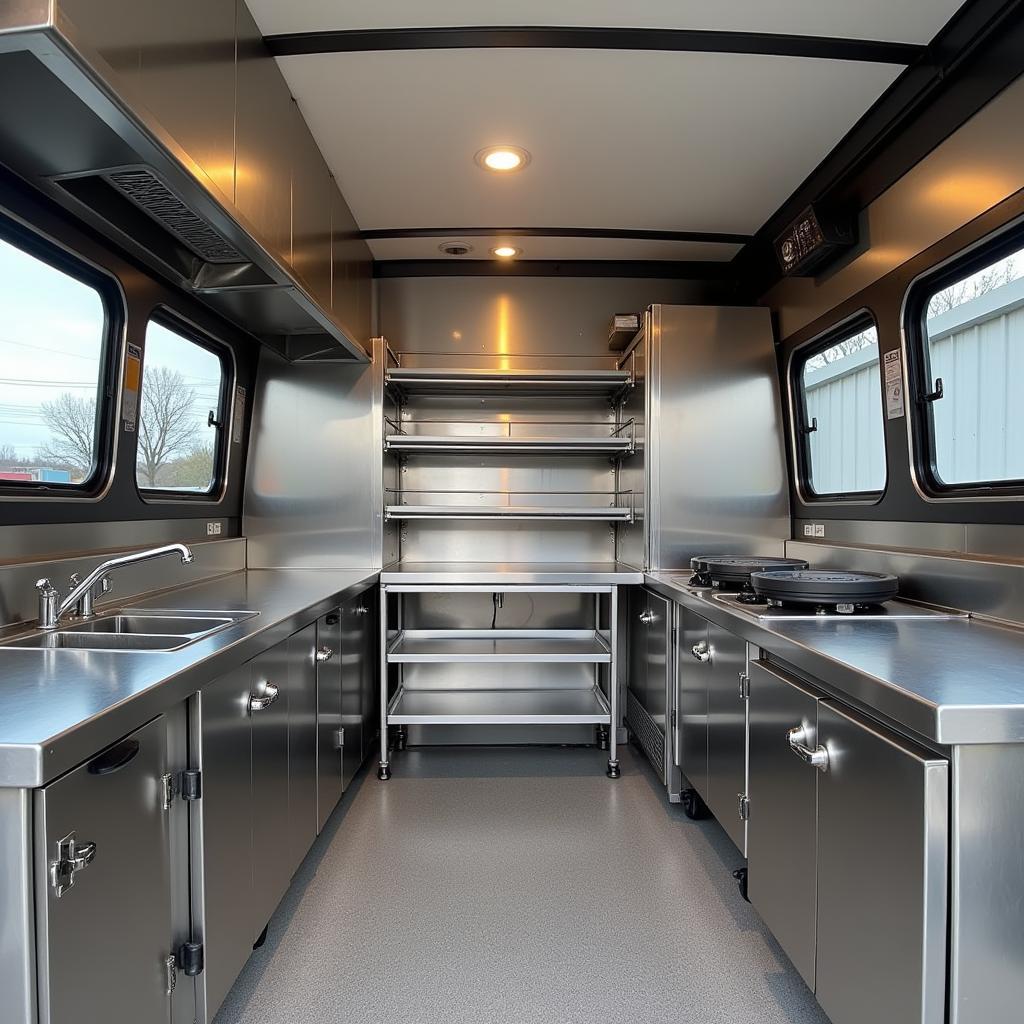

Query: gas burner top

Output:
[688, 555, 808, 590]
[751, 569, 899, 608]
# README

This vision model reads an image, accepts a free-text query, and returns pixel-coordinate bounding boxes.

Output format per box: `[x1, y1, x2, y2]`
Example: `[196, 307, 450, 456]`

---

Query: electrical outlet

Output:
[206, 521, 222, 536]
[813, 524, 825, 538]
[803, 524, 814, 537]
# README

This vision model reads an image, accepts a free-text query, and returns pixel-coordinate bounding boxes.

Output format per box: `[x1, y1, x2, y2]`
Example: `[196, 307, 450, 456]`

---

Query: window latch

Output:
[801, 416, 818, 435]
[207, 409, 223, 428]
[921, 377, 944, 403]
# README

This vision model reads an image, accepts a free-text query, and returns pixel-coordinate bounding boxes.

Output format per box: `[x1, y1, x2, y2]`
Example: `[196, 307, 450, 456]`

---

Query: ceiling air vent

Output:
[438, 240, 474, 256]
[103, 168, 245, 264]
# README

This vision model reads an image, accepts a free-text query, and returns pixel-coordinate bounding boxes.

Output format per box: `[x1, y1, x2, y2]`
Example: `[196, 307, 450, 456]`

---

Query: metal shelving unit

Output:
[385, 366, 633, 400]
[387, 629, 612, 663]
[387, 688, 612, 725]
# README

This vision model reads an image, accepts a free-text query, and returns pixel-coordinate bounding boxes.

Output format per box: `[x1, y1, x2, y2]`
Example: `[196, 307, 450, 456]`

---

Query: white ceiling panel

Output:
[249, 0, 967, 46]
[279, 48, 901, 236]
[367, 236, 743, 262]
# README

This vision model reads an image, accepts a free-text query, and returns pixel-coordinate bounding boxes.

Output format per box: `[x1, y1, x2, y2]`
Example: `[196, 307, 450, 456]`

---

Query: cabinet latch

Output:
[49, 831, 97, 897]
[738, 672, 750, 700]
[738, 794, 750, 821]
[177, 941, 204, 977]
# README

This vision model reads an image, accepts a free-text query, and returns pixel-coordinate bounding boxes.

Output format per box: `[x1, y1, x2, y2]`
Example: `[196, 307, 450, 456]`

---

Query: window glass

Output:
[921, 245, 1024, 487]
[136, 319, 226, 493]
[798, 321, 886, 496]
[0, 235, 107, 487]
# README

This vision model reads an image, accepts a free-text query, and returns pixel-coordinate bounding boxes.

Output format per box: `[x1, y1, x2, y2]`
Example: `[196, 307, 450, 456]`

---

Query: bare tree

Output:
[927, 256, 1018, 317]
[136, 366, 200, 486]
[40, 393, 97, 476]
[0, 443, 21, 464]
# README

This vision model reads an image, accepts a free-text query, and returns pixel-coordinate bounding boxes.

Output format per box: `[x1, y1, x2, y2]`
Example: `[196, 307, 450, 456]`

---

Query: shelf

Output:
[387, 629, 611, 664]
[386, 686, 612, 725]
[385, 434, 633, 455]
[385, 504, 633, 521]
[385, 367, 632, 398]
[378, 561, 644, 585]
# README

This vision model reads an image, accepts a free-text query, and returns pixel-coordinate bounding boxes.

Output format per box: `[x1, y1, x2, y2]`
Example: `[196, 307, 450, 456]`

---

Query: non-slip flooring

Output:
[214, 745, 830, 1024]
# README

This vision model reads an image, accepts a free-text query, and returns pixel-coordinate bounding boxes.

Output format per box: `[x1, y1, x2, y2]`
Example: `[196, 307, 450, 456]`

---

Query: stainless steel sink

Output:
[1, 609, 257, 652]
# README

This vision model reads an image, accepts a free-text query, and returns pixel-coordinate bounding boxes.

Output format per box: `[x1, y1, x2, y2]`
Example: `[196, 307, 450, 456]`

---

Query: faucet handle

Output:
[68, 572, 80, 593]
[36, 578, 57, 596]
[36, 579, 59, 630]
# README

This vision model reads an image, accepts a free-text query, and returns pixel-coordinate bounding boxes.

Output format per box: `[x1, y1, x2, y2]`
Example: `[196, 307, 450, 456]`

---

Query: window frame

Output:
[789, 309, 888, 505]
[0, 210, 123, 500]
[904, 223, 1024, 501]
[135, 308, 234, 503]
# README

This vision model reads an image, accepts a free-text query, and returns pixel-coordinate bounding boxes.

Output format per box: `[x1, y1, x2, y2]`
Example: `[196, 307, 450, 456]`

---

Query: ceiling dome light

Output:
[491, 245, 521, 259]
[438, 240, 474, 256]
[475, 146, 531, 173]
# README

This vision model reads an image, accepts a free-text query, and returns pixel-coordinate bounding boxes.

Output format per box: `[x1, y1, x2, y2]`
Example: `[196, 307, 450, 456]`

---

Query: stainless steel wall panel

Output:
[244, 347, 383, 569]
[646, 304, 789, 570]
[398, 521, 615, 564]
[949, 743, 1024, 1023]
[0, 787, 35, 1024]
[289, 103, 332, 311]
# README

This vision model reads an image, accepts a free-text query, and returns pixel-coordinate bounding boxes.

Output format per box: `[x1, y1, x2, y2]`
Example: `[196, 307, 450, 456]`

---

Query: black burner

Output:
[751, 569, 899, 608]
[689, 555, 808, 591]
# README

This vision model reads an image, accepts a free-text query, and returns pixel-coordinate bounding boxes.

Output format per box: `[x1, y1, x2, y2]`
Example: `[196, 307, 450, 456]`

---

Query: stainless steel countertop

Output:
[0, 568, 378, 788]
[380, 561, 645, 584]
[646, 572, 1024, 746]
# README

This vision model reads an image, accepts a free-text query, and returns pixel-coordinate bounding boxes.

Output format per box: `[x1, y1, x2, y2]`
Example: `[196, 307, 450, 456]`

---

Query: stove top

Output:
[711, 591, 966, 621]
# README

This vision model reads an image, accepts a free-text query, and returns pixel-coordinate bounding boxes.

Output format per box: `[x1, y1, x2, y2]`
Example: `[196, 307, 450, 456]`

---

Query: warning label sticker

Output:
[122, 342, 142, 431]
[884, 349, 905, 420]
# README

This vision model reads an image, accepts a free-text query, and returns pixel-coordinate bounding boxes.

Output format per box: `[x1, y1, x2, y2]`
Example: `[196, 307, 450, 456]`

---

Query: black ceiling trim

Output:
[361, 226, 752, 245]
[265, 26, 924, 65]
[737, 0, 1024, 298]
[372, 259, 734, 279]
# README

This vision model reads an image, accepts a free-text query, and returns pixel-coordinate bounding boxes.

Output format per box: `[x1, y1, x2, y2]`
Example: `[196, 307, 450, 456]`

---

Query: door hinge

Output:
[164, 954, 177, 995]
[738, 793, 750, 820]
[670, 708, 677, 730]
[177, 941, 204, 977]
[738, 672, 750, 700]
[160, 773, 176, 811]
[180, 768, 202, 801]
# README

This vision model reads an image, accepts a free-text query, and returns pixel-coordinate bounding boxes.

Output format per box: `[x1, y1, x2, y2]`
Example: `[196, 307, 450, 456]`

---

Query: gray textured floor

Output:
[215, 745, 830, 1024]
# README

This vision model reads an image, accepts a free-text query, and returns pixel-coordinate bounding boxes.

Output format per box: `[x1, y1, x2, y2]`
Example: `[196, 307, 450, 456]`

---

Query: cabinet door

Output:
[705, 623, 748, 853]
[747, 662, 819, 988]
[197, 666, 253, 1020]
[316, 611, 344, 832]
[35, 717, 172, 1024]
[287, 623, 319, 872]
[358, 590, 379, 766]
[677, 608, 709, 795]
[815, 702, 948, 1024]
[340, 599, 363, 787]
[627, 587, 648, 702]
[249, 643, 292, 938]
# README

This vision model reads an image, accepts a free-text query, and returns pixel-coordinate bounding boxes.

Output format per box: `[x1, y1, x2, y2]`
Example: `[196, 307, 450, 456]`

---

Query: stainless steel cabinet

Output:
[705, 623, 748, 853]
[249, 644, 292, 938]
[196, 666, 253, 1020]
[35, 716, 174, 1024]
[676, 607, 709, 794]
[746, 661, 948, 1024]
[341, 597, 371, 786]
[356, 589, 379, 768]
[286, 623, 319, 871]
[815, 701, 948, 1024]
[747, 661, 820, 988]
[316, 611, 345, 832]
[626, 587, 671, 781]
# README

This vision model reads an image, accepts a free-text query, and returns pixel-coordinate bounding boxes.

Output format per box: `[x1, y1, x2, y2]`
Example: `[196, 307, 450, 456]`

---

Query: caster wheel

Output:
[606, 760, 621, 779]
[377, 763, 392, 781]
[681, 788, 709, 820]
[732, 867, 749, 903]
[253, 924, 269, 950]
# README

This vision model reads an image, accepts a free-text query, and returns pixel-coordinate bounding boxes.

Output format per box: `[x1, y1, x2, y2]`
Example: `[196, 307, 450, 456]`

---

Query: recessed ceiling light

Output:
[491, 245, 521, 259]
[438, 240, 474, 256]
[475, 146, 531, 173]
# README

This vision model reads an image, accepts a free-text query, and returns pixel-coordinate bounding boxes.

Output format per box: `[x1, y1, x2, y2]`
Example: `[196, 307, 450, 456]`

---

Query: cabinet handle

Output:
[691, 641, 710, 663]
[354, 606, 370, 616]
[639, 610, 654, 624]
[248, 683, 279, 713]
[787, 726, 829, 772]
[315, 646, 334, 663]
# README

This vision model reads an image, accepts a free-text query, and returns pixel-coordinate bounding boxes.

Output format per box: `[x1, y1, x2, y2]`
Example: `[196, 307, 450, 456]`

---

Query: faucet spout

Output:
[38, 542, 196, 630]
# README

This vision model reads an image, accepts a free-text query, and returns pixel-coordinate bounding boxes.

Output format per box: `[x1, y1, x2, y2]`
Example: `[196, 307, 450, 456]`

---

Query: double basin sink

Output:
[2, 610, 257, 652]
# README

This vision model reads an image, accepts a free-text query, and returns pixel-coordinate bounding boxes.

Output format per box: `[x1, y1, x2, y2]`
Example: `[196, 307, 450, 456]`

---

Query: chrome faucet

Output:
[35, 543, 194, 631]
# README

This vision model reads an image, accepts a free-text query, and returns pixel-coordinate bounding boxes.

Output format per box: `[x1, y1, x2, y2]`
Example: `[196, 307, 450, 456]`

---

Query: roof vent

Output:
[438, 240, 474, 256]
[104, 168, 245, 264]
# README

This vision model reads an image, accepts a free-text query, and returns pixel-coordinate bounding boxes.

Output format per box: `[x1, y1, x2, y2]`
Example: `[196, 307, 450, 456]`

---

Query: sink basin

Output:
[11, 632, 194, 651]
[67, 614, 236, 636]
[1, 608, 257, 652]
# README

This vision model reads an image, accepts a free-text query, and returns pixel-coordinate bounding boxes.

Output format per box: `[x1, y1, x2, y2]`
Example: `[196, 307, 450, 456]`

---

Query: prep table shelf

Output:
[386, 686, 612, 725]
[385, 366, 633, 399]
[385, 433, 634, 455]
[385, 503, 634, 521]
[387, 629, 612, 663]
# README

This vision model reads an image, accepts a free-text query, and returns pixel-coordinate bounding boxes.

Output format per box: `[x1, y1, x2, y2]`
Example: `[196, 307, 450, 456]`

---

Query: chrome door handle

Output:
[50, 832, 97, 896]
[787, 726, 829, 771]
[691, 641, 710, 663]
[639, 610, 654, 624]
[315, 646, 334, 663]
[248, 683, 279, 713]
[354, 606, 370, 615]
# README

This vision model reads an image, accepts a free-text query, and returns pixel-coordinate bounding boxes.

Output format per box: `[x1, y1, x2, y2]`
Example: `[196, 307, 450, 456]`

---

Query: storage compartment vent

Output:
[627, 689, 665, 777]
[104, 168, 244, 263]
